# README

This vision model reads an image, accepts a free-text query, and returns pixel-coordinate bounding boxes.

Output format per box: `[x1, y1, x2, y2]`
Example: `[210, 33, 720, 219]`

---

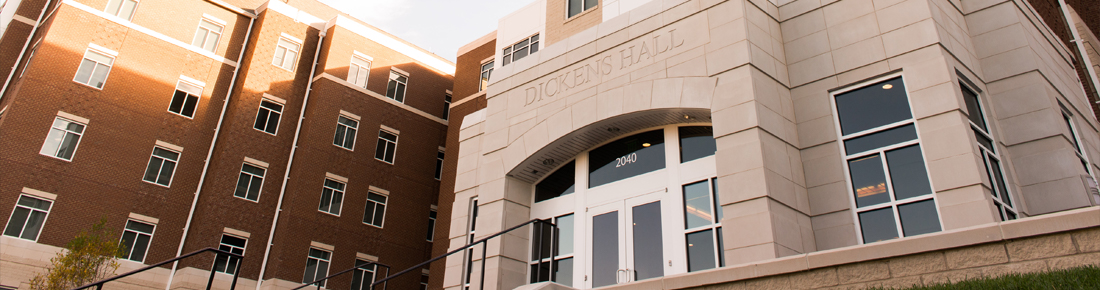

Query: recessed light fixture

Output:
[684, 115, 690, 119]
[607, 127, 620, 132]
[882, 84, 894, 90]
[642, 143, 651, 147]
[533, 170, 539, 174]
[543, 159, 555, 166]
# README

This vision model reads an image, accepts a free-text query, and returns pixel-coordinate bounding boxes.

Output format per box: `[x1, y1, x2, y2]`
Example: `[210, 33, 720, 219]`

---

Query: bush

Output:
[28, 217, 125, 290]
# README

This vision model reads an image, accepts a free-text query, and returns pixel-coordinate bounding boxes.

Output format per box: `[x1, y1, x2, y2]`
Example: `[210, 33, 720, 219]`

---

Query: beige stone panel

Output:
[479, 178, 509, 204]
[882, 19, 939, 58]
[927, 152, 984, 192]
[944, 242, 1008, 269]
[1072, 228, 1100, 253]
[1010, 148, 1082, 186]
[1047, 252, 1100, 270]
[622, 80, 654, 113]
[789, 52, 836, 87]
[910, 82, 962, 121]
[762, 132, 794, 179]
[522, 123, 550, 159]
[1006, 233, 1077, 262]
[964, 2, 1017, 36]
[781, 9, 826, 43]
[1000, 206, 1100, 240]
[668, 55, 709, 77]
[570, 96, 599, 129]
[972, 24, 1028, 59]
[536, 99, 568, 124]
[596, 87, 625, 121]
[707, 0, 746, 28]
[752, 68, 783, 116]
[980, 259, 1050, 279]
[1018, 177, 1091, 215]
[812, 214, 859, 251]
[917, 113, 972, 162]
[920, 267, 983, 285]
[545, 108, 574, 142]
[835, 61, 890, 88]
[979, 46, 1038, 83]
[999, 109, 1064, 147]
[987, 82, 1049, 119]
[802, 144, 846, 188]
[836, 260, 891, 284]
[832, 36, 887, 75]
[747, 18, 775, 55]
[770, 200, 811, 252]
[454, 170, 480, 193]
[652, 77, 685, 108]
[785, 30, 832, 66]
[940, 199, 1000, 230]
[887, 45, 948, 71]
[681, 76, 717, 108]
[725, 242, 781, 265]
[721, 167, 770, 203]
[629, 60, 670, 83]
[712, 66, 755, 111]
[720, 193, 771, 218]
[485, 109, 508, 134]
[828, 13, 880, 50]
[876, 0, 932, 33]
[483, 232, 531, 263]
[712, 100, 760, 138]
[808, 181, 850, 215]
[789, 144, 808, 185]
[788, 267, 840, 289]
[509, 117, 536, 144]
[779, 0, 820, 21]
[934, 184, 987, 209]
[887, 251, 948, 277]
[749, 43, 779, 80]
[725, 210, 777, 249]
[822, 0, 875, 27]
[715, 129, 766, 174]
[758, 102, 798, 144]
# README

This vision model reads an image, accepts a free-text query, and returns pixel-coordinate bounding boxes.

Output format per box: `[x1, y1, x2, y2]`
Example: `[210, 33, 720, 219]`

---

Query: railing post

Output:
[479, 241, 487, 290]
[230, 255, 243, 290]
[206, 262, 217, 290]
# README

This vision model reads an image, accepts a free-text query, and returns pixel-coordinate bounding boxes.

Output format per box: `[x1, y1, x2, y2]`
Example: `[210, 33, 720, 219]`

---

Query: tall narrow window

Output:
[318, 179, 345, 216]
[833, 76, 940, 244]
[363, 192, 387, 227]
[39, 116, 86, 161]
[334, 115, 358, 150]
[3, 195, 53, 241]
[1062, 108, 1093, 177]
[234, 163, 266, 201]
[529, 214, 574, 286]
[961, 82, 1017, 221]
[350, 259, 376, 290]
[302, 248, 332, 287]
[420, 274, 429, 290]
[119, 220, 155, 262]
[105, 0, 138, 21]
[567, 0, 597, 18]
[213, 234, 246, 274]
[462, 198, 479, 290]
[142, 146, 180, 187]
[375, 129, 398, 164]
[168, 80, 203, 118]
[502, 34, 539, 66]
[683, 178, 724, 272]
[74, 49, 114, 89]
[386, 71, 408, 103]
[348, 55, 371, 88]
[254, 99, 283, 135]
[426, 209, 437, 241]
[192, 18, 223, 53]
[273, 37, 301, 71]
[479, 61, 493, 91]
[442, 94, 452, 120]
[435, 150, 445, 180]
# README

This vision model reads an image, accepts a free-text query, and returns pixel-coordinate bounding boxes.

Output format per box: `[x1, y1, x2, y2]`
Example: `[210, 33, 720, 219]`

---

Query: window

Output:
[588, 129, 665, 188]
[234, 163, 266, 201]
[961, 82, 1017, 221]
[479, 61, 493, 91]
[318, 179, 345, 216]
[362, 192, 387, 227]
[502, 34, 539, 66]
[213, 234, 246, 274]
[442, 94, 452, 120]
[536, 160, 576, 202]
[462, 198, 479, 289]
[435, 150, 445, 180]
[74, 48, 114, 89]
[302, 248, 331, 287]
[420, 274, 429, 290]
[168, 80, 202, 118]
[1062, 108, 1093, 177]
[350, 259, 376, 290]
[529, 214, 574, 287]
[192, 18, 223, 53]
[426, 209, 437, 241]
[334, 115, 358, 150]
[273, 37, 300, 71]
[142, 146, 180, 187]
[40, 116, 86, 161]
[385, 71, 408, 103]
[119, 220, 155, 262]
[105, 0, 138, 21]
[832, 76, 941, 244]
[254, 99, 283, 135]
[3, 195, 52, 241]
[375, 129, 398, 164]
[20, 42, 38, 78]
[567, 0, 597, 18]
[348, 55, 371, 88]
[680, 126, 717, 163]
[683, 178, 724, 272]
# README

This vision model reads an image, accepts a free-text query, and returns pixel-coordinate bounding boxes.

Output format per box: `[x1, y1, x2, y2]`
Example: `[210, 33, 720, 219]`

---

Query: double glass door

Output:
[587, 190, 666, 288]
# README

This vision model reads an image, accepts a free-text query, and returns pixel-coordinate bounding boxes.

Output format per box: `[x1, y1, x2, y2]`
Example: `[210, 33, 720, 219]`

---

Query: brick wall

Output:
[1029, 0, 1100, 122]
[545, 0, 602, 46]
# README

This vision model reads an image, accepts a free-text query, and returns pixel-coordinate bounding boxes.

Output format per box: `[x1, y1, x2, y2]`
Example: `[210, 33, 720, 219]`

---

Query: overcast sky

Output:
[316, 0, 538, 63]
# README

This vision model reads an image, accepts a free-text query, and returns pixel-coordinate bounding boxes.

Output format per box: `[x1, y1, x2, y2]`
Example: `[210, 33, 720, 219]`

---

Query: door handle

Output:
[616, 269, 627, 284]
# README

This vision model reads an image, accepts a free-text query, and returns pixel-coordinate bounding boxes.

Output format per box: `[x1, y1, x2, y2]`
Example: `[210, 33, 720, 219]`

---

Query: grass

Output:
[882, 266, 1100, 289]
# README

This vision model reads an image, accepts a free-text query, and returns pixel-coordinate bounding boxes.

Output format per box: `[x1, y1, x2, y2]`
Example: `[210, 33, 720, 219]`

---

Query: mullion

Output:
[844, 139, 919, 159]
[840, 119, 916, 141]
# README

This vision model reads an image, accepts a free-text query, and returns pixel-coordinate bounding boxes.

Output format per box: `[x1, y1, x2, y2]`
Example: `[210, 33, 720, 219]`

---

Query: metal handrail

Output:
[73, 247, 244, 290]
[293, 261, 391, 290]
[371, 218, 556, 289]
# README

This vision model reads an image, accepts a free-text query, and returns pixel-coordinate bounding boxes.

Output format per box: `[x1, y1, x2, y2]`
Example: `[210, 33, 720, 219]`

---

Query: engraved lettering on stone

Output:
[620, 45, 635, 69]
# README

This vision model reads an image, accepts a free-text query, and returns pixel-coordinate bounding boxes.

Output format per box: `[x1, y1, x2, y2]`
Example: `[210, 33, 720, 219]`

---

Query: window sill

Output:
[141, 179, 172, 188]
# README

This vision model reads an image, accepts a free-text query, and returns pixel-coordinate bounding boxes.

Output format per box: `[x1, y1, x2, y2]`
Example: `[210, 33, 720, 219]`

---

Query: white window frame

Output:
[829, 73, 943, 245]
[272, 36, 301, 71]
[318, 178, 346, 216]
[254, 98, 284, 136]
[213, 233, 247, 274]
[566, 0, 598, 18]
[234, 161, 267, 202]
[375, 129, 399, 164]
[385, 70, 409, 103]
[39, 115, 87, 161]
[528, 213, 574, 284]
[73, 47, 116, 89]
[442, 94, 452, 121]
[348, 53, 372, 88]
[303, 247, 332, 287]
[105, 0, 139, 21]
[502, 34, 539, 66]
[435, 149, 445, 180]
[1061, 106, 1094, 178]
[959, 80, 1018, 221]
[3, 194, 53, 241]
[192, 17, 224, 53]
[167, 79, 203, 119]
[362, 190, 388, 228]
[426, 208, 437, 242]
[334, 114, 359, 151]
[142, 145, 181, 187]
[479, 60, 493, 92]
[462, 198, 478, 289]
[351, 258, 377, 290]
[119, 219, 156, 263]
[681, 178, 724, 272]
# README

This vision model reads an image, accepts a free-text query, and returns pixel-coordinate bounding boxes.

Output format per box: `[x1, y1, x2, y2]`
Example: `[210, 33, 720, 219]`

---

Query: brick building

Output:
[0, 0, 453, 289]
[431, 0, 1100, 289]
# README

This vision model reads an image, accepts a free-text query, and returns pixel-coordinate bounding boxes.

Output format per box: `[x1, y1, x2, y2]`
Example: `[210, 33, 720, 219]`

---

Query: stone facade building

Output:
[432, 0, 1100, 289]
[0, 0, 452, 289]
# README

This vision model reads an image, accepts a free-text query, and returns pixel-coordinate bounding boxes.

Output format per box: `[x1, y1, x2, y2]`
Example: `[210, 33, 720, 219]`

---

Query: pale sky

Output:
[316, 0, 539, 63]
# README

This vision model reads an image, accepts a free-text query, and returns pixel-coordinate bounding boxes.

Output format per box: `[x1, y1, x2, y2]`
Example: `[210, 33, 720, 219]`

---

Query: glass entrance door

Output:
[587, 191, 666, 288]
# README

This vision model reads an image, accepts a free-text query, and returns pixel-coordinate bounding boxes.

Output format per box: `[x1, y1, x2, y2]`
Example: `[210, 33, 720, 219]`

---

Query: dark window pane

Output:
[683, 180, 713, 229]
[554, 258, 573, 286]
[849, 154, 890, 207]
[222, 235, 246, 247]
[265, 112, 280, 134]
[961, 86, 987, 130]
[975, 129, 994, 152]
[375, 139, 387, 160]
[4, 208, 29, 237]
[1064, 113, 1082, 153]
[319, 189, 333, 212]
[898, 199, 941, 237]
[364, 202, 376, 224]
[384, 143, 396, 162]
[373, 204, 385, 226]
[130, 234, 150, 262]
[535, 160, 575, 202]
[386, 81, 397, 98]
[679, 126, 717, 163]
[532, 222, 553, 261]
[843, 124, 917, 154]
[126, 221, 155, 233]
[234, 173, 250, 198]
[632, 201, 664, 280]
[303, 258, 318, 283]
[568, 0, 582, 17]
[989, 158, 1011, 207]
[395, 83, 406, 102]
[716, 227, 724, 267]
[584, 0, 598, 10]
[255, 109, 270, 130]
[158, 161, 176, 185]
[368, 193, 386, 203]
[182, 95, 198, 117]
[530, 261, 551, 283]
[686, 229, 716, 272]
[591, 211, 618, 288]
[885, 145, 932, 201]
[144, 158, 163, 182]
[120, 231, 137, 258]
[330, 192, 342, 215]
[712, 179, 722, 221]
[21, 211, 46, 240]
[589, 130, 666, 188]
[168, 91, 187, 114]
[557, 214, 574, 255]
[1006, 211, 1017, 220]
[859, 207, 898, 243]
[334, 126, 347, 146]
[834, 77, 912, 135]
